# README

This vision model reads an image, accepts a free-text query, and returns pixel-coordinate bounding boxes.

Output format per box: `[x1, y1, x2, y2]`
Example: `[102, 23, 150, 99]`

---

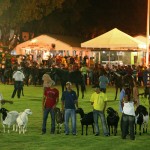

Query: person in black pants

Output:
[121, 88, 135, 140]
[11, 66, 25, 98]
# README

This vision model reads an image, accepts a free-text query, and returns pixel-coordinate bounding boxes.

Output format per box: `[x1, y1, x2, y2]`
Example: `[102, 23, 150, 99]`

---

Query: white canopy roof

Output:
[81, 28, 146, 50]
[15, 34, 85, 55]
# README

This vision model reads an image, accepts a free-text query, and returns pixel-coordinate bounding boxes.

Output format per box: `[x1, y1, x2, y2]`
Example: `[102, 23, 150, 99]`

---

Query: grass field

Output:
[0, 84, 150, 150]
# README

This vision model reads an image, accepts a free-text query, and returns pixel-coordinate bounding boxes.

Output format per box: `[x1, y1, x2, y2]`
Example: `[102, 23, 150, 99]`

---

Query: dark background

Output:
[23, 0, 147, 39]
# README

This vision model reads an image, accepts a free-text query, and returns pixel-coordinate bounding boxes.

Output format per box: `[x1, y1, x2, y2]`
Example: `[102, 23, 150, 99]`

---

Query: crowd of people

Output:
[0, 52, 150, 88]
[0, 52, 150, 140]
[41, 74, 142, 140]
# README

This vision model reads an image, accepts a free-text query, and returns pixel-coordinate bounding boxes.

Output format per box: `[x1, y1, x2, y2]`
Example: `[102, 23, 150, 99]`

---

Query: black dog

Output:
[76, 108, 94, 135]
[106, 107, 119, 136]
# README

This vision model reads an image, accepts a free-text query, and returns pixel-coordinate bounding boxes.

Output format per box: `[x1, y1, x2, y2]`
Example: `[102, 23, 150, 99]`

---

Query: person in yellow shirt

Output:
[90, 86, 109, 136]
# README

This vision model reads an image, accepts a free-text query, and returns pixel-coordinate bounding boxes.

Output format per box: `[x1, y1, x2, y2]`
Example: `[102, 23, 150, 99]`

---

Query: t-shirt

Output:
[13, 71, 25, 81]
[61, 90, 78, 109]
[44, 87, 59, 108]
[90, 92, 107, 111]
[99, 75, 109, 89]
[123, 102, 135, 116]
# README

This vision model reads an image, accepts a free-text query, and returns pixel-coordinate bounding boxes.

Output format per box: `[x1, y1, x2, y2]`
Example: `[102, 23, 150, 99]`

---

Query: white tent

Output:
[81, 28, 146, 50]
[134, 35, 147, 43]
[15, 34, 86, 55]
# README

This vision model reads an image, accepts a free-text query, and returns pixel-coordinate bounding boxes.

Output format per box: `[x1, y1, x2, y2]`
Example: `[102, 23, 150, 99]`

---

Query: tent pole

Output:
[146, 0, 150, 66]
[118, 52, 119, 64]
[109, 51, 110, 66]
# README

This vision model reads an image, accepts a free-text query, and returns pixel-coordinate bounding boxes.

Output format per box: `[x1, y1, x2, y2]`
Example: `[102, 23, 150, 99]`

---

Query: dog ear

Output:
[2, 108, 8, 112]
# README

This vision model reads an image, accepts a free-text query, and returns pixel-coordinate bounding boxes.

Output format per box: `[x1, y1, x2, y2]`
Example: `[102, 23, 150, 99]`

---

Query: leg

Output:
[81, 124, 84, 135]
[50, 108, 55, 134]
[17, 81, 22, 98]
[71, 109, 76, 135]
[115, 87, 118, 100]
[121, 114, 129, 139]
[75, 83, 79, 98]
[42, 108, 49, 133]
[129, 116, 135, 140]
[93, 110, 99, 135]
[64, 109, 71, 135]
[92, 124, 95, 134]
[86, 125, 88, 135]
[11, 82, 18, 98]
[99, 112, 109, 136]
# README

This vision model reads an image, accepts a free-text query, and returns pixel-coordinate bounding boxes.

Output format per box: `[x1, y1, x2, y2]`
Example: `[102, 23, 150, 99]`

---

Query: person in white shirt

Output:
[121, 88, 135, 140]
[11, 66, 25, 98]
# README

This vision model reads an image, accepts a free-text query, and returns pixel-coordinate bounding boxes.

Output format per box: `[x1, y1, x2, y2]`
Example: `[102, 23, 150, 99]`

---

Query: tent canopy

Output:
[81, 28, 146, 50]
[15, 34, 85, 55]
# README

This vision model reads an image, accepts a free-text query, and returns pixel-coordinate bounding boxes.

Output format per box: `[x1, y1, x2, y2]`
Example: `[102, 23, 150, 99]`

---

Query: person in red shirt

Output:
[42, 76, 59, 135]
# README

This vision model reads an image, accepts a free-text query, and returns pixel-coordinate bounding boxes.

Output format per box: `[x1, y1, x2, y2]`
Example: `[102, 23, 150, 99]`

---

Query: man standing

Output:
[42, 77, 59, 134]
[11, 66, 25, 98]
[61, 82, 78, 135]
[99, 72, 109, 93]
[90, 86, 109, 136]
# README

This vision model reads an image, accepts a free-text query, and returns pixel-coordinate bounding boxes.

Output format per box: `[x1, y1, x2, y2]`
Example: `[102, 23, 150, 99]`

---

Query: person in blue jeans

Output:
[41, 77, 59, 135]
[90, 86, 109, 136]
[61, 82, 78, 135]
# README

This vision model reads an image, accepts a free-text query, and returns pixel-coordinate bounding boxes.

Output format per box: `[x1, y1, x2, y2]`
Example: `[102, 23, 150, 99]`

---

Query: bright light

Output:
[31, 39, 37, 43]
[138, 43, 147, 49]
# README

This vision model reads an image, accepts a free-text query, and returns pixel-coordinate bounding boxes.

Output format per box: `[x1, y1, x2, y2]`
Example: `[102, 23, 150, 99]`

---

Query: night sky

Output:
[24, 0, 147, 39]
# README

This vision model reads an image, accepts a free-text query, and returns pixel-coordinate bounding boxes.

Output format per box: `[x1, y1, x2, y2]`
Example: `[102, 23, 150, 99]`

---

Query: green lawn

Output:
[0, 84, 150, 150]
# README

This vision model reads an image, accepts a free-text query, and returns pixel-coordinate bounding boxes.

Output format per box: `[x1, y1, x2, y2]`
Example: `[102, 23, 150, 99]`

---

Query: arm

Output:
[121, 97, 125, 110]
[1, 99, 13, 105]
[103, 102, 107, 112]
[53, 97, 59, 109]
[75, 100, 78, 109]
[42, 96, 46, 111]
[61, 100, 64, 111]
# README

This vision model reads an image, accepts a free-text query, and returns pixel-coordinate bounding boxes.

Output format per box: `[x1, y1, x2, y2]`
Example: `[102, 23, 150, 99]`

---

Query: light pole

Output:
[146, 0, 150, 66]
